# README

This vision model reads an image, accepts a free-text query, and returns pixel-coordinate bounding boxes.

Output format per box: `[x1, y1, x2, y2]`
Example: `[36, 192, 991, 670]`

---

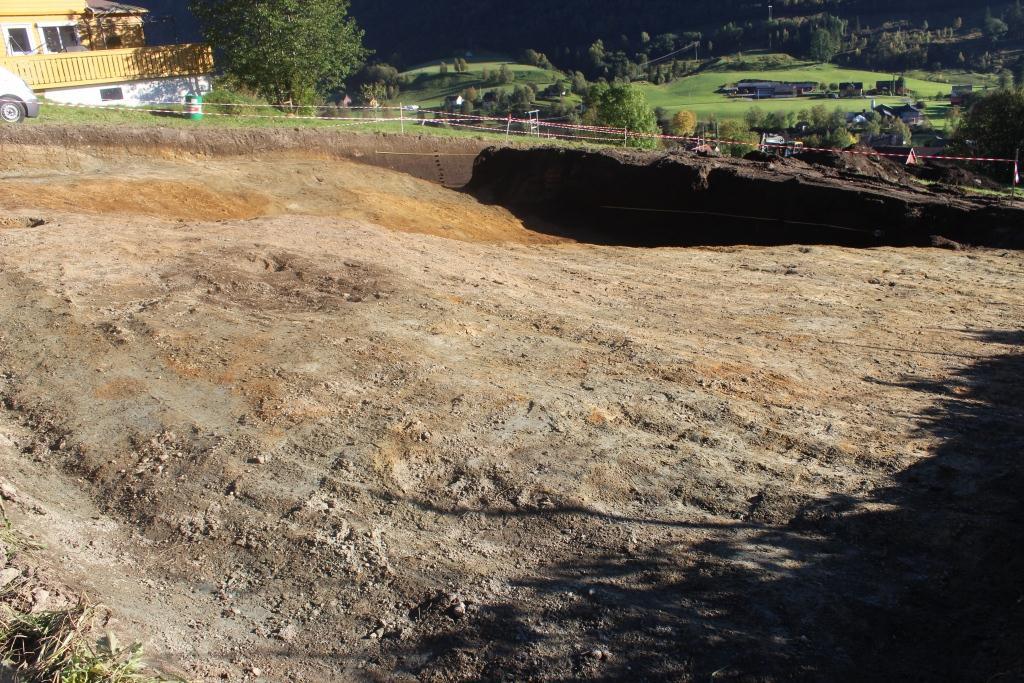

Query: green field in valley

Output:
[395, 54, 570, 109]
[394, 51, 989, 130]
[630, 53, 991, 127]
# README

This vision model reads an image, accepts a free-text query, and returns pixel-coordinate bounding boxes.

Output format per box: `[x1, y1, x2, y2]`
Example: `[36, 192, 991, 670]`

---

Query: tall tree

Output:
[671, 110, 697, 136]
[192, 0, 368, 106]
[809, 28, 838, 62]
[954, 88, 1024, 171]
[717, 119, 758, 157]
[589, 83, 659, 149]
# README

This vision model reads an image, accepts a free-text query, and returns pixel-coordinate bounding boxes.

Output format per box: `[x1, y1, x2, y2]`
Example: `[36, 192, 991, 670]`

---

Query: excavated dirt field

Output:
[1, 127, 1023, 682]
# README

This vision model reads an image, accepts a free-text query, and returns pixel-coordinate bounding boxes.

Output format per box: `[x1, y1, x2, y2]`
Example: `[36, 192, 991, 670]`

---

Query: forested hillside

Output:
[349, 0, 1016, 69]
[143, 1, 1021, 80]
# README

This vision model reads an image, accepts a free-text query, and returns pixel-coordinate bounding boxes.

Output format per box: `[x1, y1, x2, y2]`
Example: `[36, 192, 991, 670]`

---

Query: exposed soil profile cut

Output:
[466, 147, 1024, 248]
[0, 124, 490, 188]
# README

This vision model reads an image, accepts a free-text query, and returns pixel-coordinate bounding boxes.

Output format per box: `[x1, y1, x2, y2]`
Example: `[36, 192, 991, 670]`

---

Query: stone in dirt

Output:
[0, 568, 20, 587]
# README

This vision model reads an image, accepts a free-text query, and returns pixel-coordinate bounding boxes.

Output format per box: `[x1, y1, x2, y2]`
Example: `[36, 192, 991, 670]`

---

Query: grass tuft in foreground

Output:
[0, 516, 40, 555]
[0, 603, 164, 683]
[1, 515, 168, 683]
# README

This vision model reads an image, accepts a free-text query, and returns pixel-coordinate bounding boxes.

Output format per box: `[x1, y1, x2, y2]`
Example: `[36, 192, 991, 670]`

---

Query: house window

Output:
[100, 87, 124, 102]
[40, 25, 80, 53]
[4, 27, 34, 55]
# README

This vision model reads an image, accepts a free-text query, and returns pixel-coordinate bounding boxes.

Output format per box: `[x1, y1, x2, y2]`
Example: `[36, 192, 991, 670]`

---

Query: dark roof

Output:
[85, 0, 148, 14]
[873, 104, 920, 116]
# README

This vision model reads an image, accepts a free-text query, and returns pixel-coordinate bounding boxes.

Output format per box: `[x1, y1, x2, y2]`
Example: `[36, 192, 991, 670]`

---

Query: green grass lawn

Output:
[636, 56, 962, 126]
[395, 55, 566, 108]
[395, 51, 971, 130]
[25, 99, 598, 146]
[902, 68, 999, 87]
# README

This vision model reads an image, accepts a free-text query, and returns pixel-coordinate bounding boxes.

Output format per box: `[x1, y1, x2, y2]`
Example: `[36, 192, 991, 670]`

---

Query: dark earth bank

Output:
[466, 146, 1024, 248]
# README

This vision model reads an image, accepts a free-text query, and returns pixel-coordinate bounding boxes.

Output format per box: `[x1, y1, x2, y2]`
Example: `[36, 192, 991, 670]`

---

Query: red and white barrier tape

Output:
[43, 101, 1017, 167]
[50, 100, 403, 111]
[425, 109, 1017, 164]
[46, 101, 408, 123]
[441, 118, 624, 144]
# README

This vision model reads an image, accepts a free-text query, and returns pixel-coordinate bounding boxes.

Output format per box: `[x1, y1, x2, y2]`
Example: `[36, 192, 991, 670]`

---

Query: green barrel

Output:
[184, 92, 204, 121]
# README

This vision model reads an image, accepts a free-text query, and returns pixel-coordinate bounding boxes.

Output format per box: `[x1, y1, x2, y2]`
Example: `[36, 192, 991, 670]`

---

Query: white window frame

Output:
[36, 21, 81, 54]
[2, 23, 38, 56]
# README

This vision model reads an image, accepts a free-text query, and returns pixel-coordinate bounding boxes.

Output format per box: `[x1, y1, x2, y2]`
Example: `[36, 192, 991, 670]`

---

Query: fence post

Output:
[400, 103, 404, 134]
[1014, 148, 1020, 201]
[506, 115, 512, 143]
[623, 128, 629, 147]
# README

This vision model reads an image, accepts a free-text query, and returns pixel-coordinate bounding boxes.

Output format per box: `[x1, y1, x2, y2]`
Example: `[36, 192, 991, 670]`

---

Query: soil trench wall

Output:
[466, 147, 1024, 248]
[0, 125, 489, 188]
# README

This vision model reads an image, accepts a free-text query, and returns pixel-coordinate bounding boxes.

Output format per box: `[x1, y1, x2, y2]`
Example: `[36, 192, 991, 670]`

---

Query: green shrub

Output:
[202, 87, 278, 116]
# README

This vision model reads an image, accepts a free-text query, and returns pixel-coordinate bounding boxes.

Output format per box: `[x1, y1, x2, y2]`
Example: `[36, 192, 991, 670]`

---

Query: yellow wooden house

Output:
[0, 0, 212, 105]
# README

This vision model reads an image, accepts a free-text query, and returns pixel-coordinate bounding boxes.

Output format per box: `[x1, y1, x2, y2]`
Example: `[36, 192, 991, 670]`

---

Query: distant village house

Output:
[443, 94, 464, 112]
[873, 79, 907, 96]
[733, 79, 815, 99]
[950, 84, 973, 106]
[874, 103, 924, 126]
[839, 82, 864, 97]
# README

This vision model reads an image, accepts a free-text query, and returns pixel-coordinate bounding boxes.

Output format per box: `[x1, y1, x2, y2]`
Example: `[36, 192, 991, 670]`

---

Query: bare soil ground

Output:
[1, 128, 1022, 682]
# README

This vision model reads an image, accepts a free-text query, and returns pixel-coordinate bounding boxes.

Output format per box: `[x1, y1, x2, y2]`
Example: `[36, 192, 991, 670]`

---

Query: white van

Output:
[0, 66, 41, 123]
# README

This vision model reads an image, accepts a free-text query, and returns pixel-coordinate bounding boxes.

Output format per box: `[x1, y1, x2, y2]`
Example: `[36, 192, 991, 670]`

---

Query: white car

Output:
[0, 66, 40, 123]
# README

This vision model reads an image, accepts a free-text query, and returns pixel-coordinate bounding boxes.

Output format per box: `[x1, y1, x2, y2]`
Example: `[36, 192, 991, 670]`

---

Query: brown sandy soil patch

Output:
[0, 133, 1022, 682]
[2, 178, 274, 221]
[0, 145, 554, 244]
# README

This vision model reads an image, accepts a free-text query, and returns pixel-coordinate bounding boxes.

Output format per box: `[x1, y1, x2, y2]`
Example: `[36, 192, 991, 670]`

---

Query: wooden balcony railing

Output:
[0, 43, 213, 90]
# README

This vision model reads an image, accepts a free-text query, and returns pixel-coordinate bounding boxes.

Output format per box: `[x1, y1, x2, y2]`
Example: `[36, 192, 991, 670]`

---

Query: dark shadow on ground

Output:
[464, 147, 1024, 249]
[375, 330, 1024, 681]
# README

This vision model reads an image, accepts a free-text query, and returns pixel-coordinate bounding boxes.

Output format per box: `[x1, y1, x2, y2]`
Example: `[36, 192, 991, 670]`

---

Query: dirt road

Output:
[1, 129, 1022, 681]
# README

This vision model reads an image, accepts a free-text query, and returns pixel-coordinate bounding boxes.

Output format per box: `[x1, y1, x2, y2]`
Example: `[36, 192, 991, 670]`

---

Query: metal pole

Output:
[1014, 148, 1020, 201]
